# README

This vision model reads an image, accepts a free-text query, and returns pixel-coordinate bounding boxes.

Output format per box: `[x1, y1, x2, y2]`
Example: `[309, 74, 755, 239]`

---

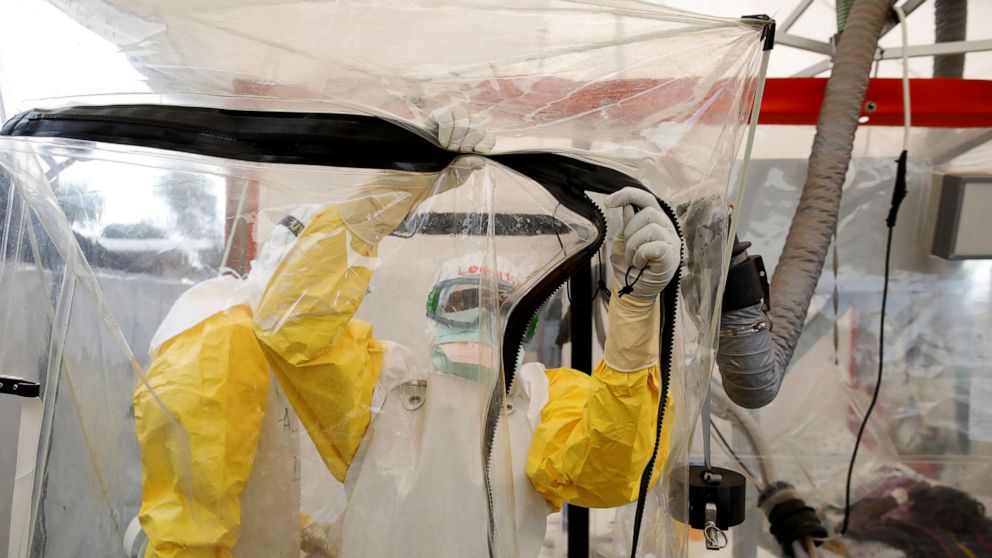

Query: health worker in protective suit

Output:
[131, 107, 681, 558]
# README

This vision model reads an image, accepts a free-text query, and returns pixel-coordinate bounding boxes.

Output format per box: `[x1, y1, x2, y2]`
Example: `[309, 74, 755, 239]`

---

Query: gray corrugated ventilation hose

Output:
[934, 0, 967, 78]
[716, 0, 897, 409]
[837, 0, 855, 32]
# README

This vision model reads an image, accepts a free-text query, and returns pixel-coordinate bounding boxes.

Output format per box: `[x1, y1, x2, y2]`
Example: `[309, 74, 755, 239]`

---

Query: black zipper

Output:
[5, 106, 455, 172]
[1, 105, 681, 558]
[629, 206, 681, 558]
[487, 155, 681, 558]
[475, 170, 609, 557]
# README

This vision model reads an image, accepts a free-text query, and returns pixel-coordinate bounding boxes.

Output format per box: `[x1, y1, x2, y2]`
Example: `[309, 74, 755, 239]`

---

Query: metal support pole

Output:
[879, 0, 929, 37]
[777, 33, 833, 55]
[566, 262, 593, 558]
[793, 58, 833, 78]
[877, 38, 992, 59]
[780, 0, 814, 32]
[1, 378, 42, 558]
[731, 423, 760, 558]
[566, 506, 590, 558]
[930, 128, 992, 165]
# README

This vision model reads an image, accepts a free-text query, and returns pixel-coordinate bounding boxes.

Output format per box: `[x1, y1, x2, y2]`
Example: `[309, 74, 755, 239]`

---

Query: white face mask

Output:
[429, 339, 525, 384]
[438, 342, 494, 367]
[430, 336, 496, 382]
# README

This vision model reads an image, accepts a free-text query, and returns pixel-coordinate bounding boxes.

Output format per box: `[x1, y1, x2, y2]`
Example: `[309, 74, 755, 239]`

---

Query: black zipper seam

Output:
[27, 112, 256, 141]
[489, 156, 681, 558]
[4, 106, 456, 172]
[629, 199, 682, 558]
[478, 182, 609, 558]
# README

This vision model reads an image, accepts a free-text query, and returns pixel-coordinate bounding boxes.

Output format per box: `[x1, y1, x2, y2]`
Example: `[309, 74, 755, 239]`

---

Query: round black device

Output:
[670, 465, 747, 530]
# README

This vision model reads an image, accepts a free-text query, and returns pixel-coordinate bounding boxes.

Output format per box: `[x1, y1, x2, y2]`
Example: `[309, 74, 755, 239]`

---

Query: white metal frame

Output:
[7, 397, 42, 558]
[877, 39, 992, 60]
[777, 0, 990, 77]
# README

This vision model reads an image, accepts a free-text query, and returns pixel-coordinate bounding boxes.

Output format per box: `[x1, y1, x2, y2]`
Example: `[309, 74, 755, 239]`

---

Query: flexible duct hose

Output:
[837, 0, 855, 33]
[717, 0, 896, 408]
[934, 0, 967, 78]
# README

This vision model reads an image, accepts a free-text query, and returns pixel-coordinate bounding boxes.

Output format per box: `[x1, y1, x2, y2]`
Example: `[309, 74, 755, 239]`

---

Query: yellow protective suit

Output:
[135, 298, 271, 558]
[134, 185, 673, 557]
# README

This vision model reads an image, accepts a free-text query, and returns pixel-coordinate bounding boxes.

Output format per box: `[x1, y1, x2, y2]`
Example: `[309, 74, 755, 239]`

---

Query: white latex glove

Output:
[427, 105, 495, 154]
[301, 516, 343, 557]
[604, 187, 680, 301]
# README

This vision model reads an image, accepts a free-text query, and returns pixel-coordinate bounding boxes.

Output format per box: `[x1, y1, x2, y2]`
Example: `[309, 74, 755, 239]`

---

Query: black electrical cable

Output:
[839, 227, 891, 534]
[617, 265, 646, 298]
[840, 150, 908, 534]
[565, 249, 610, 306]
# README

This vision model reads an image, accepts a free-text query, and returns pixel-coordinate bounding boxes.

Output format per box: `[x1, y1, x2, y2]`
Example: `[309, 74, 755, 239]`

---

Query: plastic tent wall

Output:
[704, 123, 992, 556]
[0, 2, 769, 557]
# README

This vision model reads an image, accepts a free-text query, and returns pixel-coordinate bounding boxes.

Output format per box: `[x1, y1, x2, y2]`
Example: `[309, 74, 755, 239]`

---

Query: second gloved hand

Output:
[604, 187, 680, 300]
[427, 105, 495, 154]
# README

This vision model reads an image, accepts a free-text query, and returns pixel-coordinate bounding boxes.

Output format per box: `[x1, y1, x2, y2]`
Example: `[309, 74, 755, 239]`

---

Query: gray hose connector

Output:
[715, 303, 775, 408]
[717, 0, 896, 409]
[934, 0, 967, 78]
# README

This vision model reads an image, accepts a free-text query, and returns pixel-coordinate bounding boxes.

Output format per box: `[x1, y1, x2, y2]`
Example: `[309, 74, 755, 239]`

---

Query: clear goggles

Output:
[426, 277, 513, 329]
[426, 277, 540, 342]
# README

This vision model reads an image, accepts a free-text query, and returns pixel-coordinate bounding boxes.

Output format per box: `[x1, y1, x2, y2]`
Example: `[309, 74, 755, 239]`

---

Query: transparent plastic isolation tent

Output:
[0, 2, 769, 557]
[706, 122, 992, 557]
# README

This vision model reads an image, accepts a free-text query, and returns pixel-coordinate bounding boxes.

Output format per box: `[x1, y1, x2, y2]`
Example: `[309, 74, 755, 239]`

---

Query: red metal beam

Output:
[760, 78, 992, 128]
[234, 76, 992, 129]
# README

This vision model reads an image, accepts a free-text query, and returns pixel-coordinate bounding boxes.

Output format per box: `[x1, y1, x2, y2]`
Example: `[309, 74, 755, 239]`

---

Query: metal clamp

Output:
[719, 319, 769, 337]
[703, 470, 724, 485]
[703, 503, 729, 550]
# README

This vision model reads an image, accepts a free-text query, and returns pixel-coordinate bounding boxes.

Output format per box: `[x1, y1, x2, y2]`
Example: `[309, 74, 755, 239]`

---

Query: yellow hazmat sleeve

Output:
[260, 322, 383, 482]
[134, 305, 270, 558]
[253, 205, 384, 482]
[526, 360, 674, 510]
[253, 206, 376, 366]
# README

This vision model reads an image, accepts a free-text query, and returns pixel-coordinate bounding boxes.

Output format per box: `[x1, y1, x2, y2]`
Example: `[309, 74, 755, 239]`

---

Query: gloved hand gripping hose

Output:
[717, 0, 897, 409]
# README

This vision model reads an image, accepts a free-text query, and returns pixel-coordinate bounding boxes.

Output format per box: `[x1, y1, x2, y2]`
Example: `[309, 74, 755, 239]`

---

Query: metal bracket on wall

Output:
[0, 376, 40, 398]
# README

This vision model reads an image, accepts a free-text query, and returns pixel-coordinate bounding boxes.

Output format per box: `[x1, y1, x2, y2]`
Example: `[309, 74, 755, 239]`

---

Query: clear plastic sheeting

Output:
[0, 1, 764, 188]
[712, 124, 992, 557]
[0, 2, 768, 557]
